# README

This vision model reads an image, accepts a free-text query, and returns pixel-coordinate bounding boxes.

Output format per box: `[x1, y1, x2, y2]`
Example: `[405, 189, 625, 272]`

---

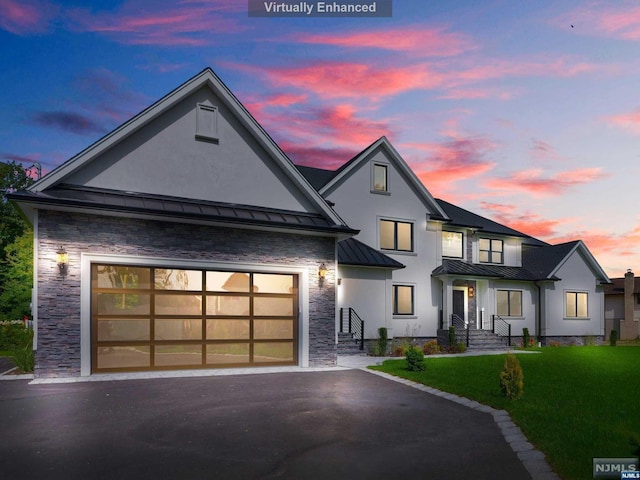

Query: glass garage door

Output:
[91, 264, 298, 372]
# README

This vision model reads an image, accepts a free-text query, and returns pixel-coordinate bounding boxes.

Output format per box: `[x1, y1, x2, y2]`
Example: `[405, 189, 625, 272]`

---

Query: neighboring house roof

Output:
[294, 165, 338, 191]
[306, 136, 449, 221]
[10, 185, 357, 234]
[436, 198, 549, 247]
[603, 275, 640, 295]
[20, 67, 350, 234]
[338, 238, 405, 269]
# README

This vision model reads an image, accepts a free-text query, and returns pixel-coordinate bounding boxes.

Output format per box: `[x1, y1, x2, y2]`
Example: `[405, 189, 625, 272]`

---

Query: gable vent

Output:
[196, 102, 219, 143]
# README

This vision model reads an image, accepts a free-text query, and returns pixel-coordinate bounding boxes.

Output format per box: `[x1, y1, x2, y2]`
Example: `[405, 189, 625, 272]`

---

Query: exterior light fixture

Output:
[318, 263, 327, 279]
[468, 286, 474, 298]
[56, 247, 68, 274]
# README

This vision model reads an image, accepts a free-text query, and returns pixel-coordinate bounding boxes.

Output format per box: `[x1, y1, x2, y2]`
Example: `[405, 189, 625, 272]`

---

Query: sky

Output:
[1, 0, 639, 278]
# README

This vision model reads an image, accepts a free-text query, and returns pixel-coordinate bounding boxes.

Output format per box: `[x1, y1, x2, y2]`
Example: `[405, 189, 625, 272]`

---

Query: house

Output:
[10, 68, 611, 378]
[296, 137, 610, 350]
[604, 270, 640, 340]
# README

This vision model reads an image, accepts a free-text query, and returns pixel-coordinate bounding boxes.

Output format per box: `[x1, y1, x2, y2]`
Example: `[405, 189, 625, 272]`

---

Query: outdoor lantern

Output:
[56, 246, 68, 274]
[468, 286, 474, 298]
[318, 263, 327, 279]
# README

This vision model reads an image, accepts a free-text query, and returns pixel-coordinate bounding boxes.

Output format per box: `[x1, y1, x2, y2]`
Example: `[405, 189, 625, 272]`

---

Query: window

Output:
[196, 103, 218, 142]
[380, 219, 413, 252]
[373, 164, 388, 192]
[393, 285, 414, 315]
[496, 290, 522, 317]
[442, 231, 463, 258]
[566, 292, 588, 318]
[479, 238, 503, 264]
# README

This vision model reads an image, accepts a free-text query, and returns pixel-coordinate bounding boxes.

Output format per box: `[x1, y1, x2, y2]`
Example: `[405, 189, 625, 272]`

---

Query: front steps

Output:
[337, 332, 365, 355]
[438, 328, 510, 351]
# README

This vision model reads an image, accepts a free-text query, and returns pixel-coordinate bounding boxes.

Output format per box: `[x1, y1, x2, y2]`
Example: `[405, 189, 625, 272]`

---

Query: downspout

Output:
[534, 280, 542, 346]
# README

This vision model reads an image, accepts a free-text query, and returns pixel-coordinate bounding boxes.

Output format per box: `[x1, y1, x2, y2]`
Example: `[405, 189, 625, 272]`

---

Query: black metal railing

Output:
[450, 313, 469, 347]
[491, 314, 511, 346]
[340, 307, 364, 350]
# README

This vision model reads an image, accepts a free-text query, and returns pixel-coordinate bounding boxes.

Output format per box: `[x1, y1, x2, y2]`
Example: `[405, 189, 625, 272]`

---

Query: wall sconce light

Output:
[337, 278, 342, 286]
[318, 263, 327, 279]
[56, 246, 68, 275]
[468, 286, 474, 298]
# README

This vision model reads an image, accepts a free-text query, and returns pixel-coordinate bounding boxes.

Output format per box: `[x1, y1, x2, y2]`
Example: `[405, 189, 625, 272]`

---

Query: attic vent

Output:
[196, 103, 219, 143]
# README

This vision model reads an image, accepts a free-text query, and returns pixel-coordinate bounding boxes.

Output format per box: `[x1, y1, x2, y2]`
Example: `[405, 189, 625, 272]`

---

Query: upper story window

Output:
[372, 164, 388, 193]
[380, 219, 413, 252]
[479, 238, 504, 264]
[497, 290, 522, 317]
[566, 291, 588, 318]
[442, 231, 463, 258]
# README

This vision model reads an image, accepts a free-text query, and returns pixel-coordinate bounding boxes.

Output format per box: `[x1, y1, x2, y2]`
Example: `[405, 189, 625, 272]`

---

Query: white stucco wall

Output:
[326, 147, 442, 338]
[484, 280, 537, 336]
[64, 87, 317, 213]
[542, 250, 604, 336]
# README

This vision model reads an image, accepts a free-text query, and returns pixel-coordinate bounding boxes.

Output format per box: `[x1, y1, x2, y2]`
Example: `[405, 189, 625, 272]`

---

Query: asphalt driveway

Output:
[0, 369, 533, 480]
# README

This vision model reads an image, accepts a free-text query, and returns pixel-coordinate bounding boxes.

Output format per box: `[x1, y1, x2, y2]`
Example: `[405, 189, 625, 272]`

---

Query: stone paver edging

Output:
[365, 368, 561, 480]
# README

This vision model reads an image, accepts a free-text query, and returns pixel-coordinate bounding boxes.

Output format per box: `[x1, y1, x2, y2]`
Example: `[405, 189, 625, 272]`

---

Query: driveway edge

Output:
[364, 368, 561, 480]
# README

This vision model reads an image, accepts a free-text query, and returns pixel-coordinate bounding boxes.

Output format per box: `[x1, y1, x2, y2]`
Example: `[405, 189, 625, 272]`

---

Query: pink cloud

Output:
[294, 26, 475, 57]
[265, 93, 308, 107]
[259, 61, 444, 99]
[0, 0, 57, 34]
[529, 138, 566, 162]
[479, 202, 564, 238]
[67, 0, 246, 46]
[483, 167, 607, 197]
[606, 108, 640, 134]
[279, 142, 359, 169]
[30, 111, 105, 135]
[409, 136, 497, 195]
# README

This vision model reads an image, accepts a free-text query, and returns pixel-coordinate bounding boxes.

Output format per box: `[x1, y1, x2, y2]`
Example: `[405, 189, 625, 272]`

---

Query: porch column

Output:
[442, 277, 453, 328]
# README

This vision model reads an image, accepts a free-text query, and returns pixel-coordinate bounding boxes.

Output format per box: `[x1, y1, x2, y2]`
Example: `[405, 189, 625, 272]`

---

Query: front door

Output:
[452, 289, 465, 326]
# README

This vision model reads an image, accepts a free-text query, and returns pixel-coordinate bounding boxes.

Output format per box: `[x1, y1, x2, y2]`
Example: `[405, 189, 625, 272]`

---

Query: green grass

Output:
[371, 347, 640, 480]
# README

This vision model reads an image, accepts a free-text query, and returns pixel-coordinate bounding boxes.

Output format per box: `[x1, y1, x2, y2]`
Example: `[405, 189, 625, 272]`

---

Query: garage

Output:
[92, 264, 298, 372]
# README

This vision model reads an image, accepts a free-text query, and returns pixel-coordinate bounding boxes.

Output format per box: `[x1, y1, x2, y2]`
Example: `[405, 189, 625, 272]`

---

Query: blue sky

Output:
[2, 0, 640, 276]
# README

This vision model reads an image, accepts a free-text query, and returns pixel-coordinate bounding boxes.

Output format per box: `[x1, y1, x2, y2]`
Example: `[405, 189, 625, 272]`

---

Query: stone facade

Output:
[36, 210, 337, 377]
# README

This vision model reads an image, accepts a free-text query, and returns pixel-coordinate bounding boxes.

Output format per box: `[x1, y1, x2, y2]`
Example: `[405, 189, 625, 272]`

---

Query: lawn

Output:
[371, 347, 640, 480]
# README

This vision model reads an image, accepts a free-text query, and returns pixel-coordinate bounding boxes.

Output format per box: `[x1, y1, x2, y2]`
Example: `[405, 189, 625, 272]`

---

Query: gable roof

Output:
[436, 199, 548, 247]
[308, 137, 449, 220]
[603, 274, 640, 295]
[522, 240, 610, 283]
[24, 68, 350, 233]
[338, 238, 405, 269]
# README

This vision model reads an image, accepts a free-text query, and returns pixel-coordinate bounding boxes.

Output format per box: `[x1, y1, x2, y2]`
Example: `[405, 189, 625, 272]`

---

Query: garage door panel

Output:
[92, 264, 298, 373]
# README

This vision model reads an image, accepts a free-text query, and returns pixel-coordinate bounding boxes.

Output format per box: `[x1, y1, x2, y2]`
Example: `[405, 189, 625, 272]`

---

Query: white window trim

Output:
[564, 290, 590, 320]
[80, 253, 309, 376]
[371, 162, 390, 195]
[392, 283, 417, 318]
[378, 216, 416, 254]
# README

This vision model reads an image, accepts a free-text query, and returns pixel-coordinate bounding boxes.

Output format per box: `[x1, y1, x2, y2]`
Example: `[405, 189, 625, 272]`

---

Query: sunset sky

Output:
[1, 0, 639, 277]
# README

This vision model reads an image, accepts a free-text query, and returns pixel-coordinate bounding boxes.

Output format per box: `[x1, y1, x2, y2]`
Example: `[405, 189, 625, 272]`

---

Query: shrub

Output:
[405, 346, 426, 372]
[392, 345, 407, 357]
[610, 330, 618, 347]
[8, 324, 34, 372]
[422, 340, 440, 355]
[549, 340, 562, 347]
[376, 327, 388, 356]
[456, 342, 467, 353]
[500, 353, 524, 399]
[522, 328, 530, 348]
[0, 320, 28, 351]
[448, 325, 456, 346]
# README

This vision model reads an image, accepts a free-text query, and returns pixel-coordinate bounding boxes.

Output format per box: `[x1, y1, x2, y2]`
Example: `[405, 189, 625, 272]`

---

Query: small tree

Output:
[0, 229, 33, 321]
[500, 353, 524, 399]
[406, 346, 426, 372]
[522, 328, 530, 348]
[376, 327, 388, 356]
[610, 329, 618, 347]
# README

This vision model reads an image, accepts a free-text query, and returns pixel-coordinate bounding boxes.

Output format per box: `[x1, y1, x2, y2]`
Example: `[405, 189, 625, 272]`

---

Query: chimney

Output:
[624, 269, 635, 327]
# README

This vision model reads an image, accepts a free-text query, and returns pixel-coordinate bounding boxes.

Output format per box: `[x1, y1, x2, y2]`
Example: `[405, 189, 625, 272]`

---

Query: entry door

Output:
[452, 289, 465, 325]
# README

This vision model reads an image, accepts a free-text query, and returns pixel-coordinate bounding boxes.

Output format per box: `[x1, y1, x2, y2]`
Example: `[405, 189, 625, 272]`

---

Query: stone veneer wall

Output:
[36, 211, 337, 377]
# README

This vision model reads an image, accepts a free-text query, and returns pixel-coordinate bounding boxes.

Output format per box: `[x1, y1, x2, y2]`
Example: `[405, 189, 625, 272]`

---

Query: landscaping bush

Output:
[0, 320, 28, 351]
[456, 342, 467, 353]
[376, 327, 388, 356]
[448, 325, 456, 346]
[392, 344, 407, 357]
[610, 329, 618, 347]
[500, 353, 524, 399]
[405, 346, 426, 371]
[522, 328, 530, 348]
[5, 323, 34, 372]
[422, 340, 441, 355]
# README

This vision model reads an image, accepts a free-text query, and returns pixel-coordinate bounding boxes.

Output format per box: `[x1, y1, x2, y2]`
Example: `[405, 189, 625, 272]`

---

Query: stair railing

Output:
[450, 313, 469, 347]
[339, 307, 364, 351]
[491, 314, 511, 347]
